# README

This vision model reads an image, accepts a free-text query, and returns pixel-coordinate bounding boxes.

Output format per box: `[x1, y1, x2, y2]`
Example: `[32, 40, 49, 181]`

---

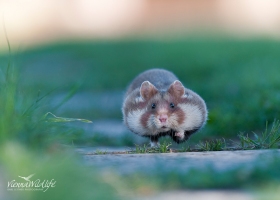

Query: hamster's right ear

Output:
[140, 81, 157, 100]
[168, 80, 185, 97]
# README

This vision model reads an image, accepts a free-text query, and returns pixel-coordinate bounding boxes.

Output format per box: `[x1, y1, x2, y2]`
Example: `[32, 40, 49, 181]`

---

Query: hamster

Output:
[122, 69, 208, 147]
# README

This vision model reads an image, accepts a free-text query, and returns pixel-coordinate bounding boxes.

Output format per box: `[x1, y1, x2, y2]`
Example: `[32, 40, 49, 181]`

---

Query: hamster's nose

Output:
[159, 114, 168, 123]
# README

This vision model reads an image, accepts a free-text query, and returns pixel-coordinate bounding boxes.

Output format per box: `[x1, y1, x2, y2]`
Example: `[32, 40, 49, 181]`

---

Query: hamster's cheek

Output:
[168, 114, 179, 128]
[177, 103, 204, 130]
[147, 115, 159, 130]
[126, 109, 147, 135]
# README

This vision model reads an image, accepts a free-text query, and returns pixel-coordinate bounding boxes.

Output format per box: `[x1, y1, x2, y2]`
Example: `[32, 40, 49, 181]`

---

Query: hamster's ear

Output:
[168, 80, 185, 97]
[140, 81, 157, 100]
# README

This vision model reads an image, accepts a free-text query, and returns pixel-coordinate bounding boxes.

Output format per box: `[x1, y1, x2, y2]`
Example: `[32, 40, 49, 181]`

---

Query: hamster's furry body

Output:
[122, 69, 207, 146]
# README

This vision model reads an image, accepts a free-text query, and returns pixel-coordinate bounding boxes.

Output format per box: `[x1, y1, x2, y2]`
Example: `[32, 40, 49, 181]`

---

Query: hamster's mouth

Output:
[161, 126, 170, 130]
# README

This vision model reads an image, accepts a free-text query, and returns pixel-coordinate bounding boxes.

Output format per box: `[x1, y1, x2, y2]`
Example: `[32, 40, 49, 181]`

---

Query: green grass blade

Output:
[43, 112, 92, 123]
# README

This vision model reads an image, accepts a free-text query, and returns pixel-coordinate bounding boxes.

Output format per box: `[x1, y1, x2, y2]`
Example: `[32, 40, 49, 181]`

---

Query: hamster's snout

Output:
[155, 108, 170, 128]
[158, 114, 168, 123]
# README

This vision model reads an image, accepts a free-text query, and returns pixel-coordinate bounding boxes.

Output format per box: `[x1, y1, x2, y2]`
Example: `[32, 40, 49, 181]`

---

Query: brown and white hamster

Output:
[122, 69, 207, 147]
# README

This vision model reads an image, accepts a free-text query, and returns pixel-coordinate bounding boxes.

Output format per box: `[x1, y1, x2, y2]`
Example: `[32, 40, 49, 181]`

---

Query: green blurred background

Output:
[1, 39, 280, 145]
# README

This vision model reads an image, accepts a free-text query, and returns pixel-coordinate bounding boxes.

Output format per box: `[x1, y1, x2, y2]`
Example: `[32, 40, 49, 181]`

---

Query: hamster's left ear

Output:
[168, 80, 185, 97]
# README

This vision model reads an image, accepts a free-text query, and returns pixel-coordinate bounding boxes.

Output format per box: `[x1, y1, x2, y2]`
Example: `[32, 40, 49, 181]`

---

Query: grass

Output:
[193, 119, 280, 151]
[44, 112, 92, 123]
[95, 149, 108, 155]
[135, 143, 150, 154]
[0, 61, 121, 199]
[134, 141, 172, 153]
[0, 65, 86, 149]
[238, 119, 280, 149]
[196, 139, 226, 151]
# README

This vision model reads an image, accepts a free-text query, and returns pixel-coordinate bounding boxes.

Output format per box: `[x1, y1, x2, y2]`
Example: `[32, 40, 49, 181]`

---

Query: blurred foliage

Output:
[0, 64, 81, 149]
[1, 143, 119, 200]
[0, 62, 120, 199]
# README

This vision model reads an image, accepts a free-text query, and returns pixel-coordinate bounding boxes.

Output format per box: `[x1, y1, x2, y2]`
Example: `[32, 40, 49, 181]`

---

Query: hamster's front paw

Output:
[175, 131, 185, 139]
[170, 130, 187, 144]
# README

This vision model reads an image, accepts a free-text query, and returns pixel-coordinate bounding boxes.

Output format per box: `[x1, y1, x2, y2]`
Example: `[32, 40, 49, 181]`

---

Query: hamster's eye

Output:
[151, 103, 156, 109]
[170, 102, 175, 108]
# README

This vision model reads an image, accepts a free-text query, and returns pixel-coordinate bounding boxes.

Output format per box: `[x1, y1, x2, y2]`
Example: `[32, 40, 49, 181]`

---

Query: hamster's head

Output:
[122, 80, 207, 137]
